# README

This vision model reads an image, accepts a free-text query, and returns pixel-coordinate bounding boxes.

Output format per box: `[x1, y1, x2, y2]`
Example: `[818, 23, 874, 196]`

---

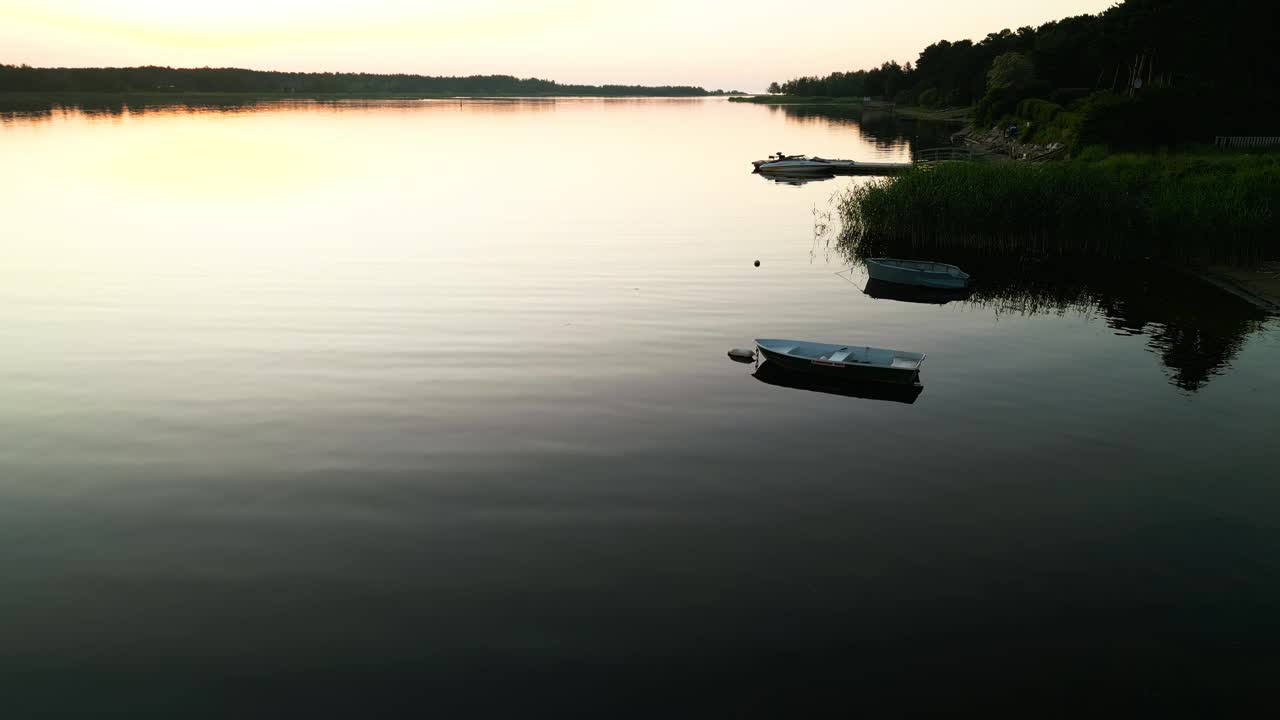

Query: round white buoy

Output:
[727, 348, 756, 363]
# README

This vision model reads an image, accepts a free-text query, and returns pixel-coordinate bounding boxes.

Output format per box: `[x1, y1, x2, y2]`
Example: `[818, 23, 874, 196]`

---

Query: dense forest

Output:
[0, 65, 736, 97]
[768, 0, 1273, 140]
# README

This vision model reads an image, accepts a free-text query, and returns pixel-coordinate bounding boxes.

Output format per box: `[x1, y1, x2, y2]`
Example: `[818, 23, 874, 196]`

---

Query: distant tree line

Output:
[0, 65, 740, 97]
[767, 61, 913, 100]
[768, 0, 1272, 114]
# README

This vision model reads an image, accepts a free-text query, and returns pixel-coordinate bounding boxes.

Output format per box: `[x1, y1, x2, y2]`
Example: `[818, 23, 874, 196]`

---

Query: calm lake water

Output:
[2, 98, 1278, 715]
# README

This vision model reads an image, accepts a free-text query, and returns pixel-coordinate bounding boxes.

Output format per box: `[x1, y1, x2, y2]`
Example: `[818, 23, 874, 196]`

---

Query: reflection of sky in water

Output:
[1, 98, 1278, 715]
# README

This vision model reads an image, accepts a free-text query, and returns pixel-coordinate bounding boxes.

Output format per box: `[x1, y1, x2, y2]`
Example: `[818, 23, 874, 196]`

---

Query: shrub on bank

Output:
[972, 87, 1279, 153]
[1027, 107, 1081, 148]
[1017, 98, 1061, 125]
[1074, 88, 1280, 150]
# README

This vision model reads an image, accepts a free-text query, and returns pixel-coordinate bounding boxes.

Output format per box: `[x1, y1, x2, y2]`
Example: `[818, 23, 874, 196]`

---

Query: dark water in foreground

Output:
[2, 98, 1278, 715]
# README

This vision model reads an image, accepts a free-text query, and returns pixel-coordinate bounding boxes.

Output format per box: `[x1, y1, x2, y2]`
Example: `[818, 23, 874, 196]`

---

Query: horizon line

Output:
[0, 62, 754, 91]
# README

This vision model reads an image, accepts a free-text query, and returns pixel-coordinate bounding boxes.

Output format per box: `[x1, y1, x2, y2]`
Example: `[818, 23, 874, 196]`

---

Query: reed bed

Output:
[838, 152, 1280, 265]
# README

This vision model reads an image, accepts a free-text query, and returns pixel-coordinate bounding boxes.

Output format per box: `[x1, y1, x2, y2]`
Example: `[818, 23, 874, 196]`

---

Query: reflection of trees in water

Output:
[0, 96, 568, 124]
[842, 242, 1268, 392]
[1086, 269, 1265, 392]
[768, 105, 956, 153]
[769, 104, 863, 127]
[0, 97, 269, 123]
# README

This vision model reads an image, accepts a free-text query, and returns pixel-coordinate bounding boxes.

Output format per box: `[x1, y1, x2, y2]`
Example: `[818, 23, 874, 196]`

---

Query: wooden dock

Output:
[1214, 136, 1280, 150]
[912, 147, 976, 166]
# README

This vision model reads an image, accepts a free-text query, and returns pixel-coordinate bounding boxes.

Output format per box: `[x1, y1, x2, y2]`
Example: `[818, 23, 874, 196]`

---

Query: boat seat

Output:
[828, 349, 852, 363]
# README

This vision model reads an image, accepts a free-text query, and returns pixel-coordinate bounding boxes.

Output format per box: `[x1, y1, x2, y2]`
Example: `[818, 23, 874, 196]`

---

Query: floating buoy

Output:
[727, 348, 756, 363]
[754, 260, 760, 267]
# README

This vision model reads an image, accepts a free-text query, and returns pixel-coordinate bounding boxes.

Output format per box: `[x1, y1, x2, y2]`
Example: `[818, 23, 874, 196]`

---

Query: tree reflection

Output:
[844, 247, 1268, 392]
[0, 95, 268, 122]
[0, 96, 571, 125]
[768, 104, 957, 152]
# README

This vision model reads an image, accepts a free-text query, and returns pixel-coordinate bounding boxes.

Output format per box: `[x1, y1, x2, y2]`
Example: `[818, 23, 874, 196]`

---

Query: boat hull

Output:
[757, 345, 921, 385]
[754, 160, 910, 176]
[866, 258, 969, 289]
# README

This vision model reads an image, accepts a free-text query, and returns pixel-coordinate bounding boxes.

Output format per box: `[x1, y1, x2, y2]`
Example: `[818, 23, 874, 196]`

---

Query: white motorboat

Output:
[753, 154, 837, 174]
[752, 153, 911, 175]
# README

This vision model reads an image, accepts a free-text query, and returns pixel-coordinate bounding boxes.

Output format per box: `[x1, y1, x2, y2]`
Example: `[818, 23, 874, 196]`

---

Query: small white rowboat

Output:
[755, 339, 924, 385]
[865, 258, 970, 289]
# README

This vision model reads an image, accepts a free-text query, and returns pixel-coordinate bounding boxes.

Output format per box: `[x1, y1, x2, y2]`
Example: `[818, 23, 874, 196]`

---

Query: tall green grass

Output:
[838, 152, 1280, 265]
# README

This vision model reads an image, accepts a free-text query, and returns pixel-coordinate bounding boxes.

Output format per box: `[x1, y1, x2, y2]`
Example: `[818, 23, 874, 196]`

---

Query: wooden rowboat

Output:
[755, 339, 924, 385]
[866, 258, 970, 289]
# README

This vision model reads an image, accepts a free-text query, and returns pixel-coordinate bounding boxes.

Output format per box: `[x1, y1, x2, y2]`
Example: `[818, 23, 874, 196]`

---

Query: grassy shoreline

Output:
[727, 95, 971, 122]
[838, 150, 1280, 270]
[728, 95, 864, 107]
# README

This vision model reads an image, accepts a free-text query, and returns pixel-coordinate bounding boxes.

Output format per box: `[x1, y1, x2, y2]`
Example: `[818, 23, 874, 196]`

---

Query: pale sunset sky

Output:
[2, 0, 1114, 91]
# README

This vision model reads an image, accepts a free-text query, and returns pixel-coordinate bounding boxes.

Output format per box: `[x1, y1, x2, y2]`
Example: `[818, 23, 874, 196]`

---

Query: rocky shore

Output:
[951, 126, 1066, 162]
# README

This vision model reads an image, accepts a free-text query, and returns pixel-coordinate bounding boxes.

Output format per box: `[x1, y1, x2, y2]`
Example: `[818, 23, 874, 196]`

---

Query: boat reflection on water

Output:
[862, 277, 974, 305]
[754, 171, 836, 187]
[752, 360, 924, 404]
